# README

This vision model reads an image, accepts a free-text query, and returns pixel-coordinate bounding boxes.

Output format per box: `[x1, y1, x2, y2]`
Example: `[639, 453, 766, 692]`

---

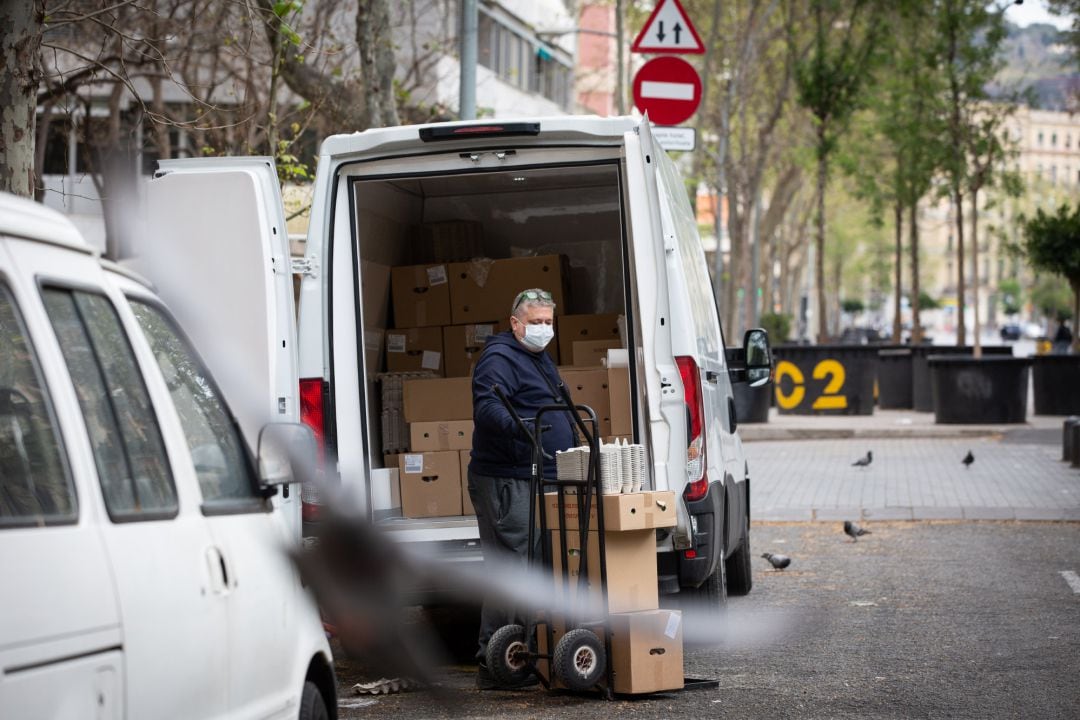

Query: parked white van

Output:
[0, 193, 336, 719]
[139, 117, 771, 609]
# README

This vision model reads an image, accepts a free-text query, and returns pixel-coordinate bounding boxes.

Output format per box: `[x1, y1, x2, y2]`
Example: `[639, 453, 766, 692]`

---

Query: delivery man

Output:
[468, 288, 575, 689]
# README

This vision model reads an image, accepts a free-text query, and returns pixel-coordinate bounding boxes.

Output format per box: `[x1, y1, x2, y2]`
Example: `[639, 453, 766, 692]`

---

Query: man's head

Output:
[510, 288, 556, 353]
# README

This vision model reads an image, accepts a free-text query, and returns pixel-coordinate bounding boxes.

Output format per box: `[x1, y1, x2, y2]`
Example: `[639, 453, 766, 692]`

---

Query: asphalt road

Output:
[334, 521, 1080, 719]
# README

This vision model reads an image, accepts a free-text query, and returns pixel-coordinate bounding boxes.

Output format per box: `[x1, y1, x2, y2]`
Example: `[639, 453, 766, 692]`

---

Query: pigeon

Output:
[962, 450, 974, 468]
[844, 521, 871, 542]
[852, 451, 873, 468]
[761, 552, 791, 570]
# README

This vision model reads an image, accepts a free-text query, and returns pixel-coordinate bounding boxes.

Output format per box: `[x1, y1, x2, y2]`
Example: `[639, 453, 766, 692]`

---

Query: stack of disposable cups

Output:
[630, 443, 644, 492]
[556, 448, 581, 483]
[619, 439, 633, 493]
[599, 442, 621, 494]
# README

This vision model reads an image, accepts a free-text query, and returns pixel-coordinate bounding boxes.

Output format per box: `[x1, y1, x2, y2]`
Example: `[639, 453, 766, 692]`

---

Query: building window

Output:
[477, 9, 572, 108]
[1038, 131, 1044, 146]
[1067, 134, 1072, 149]
[1052, 132, 1057, 147]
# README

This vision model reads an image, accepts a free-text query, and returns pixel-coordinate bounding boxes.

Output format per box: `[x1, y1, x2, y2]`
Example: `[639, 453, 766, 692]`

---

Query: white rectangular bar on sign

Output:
[640, 81, 695, 101]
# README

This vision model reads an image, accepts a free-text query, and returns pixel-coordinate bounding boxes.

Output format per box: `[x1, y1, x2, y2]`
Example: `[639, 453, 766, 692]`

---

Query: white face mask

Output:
[520, 323, 554, 352]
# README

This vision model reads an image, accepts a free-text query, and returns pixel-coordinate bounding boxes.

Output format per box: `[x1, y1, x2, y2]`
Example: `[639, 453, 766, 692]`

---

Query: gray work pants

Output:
[468, 470, 541, 661]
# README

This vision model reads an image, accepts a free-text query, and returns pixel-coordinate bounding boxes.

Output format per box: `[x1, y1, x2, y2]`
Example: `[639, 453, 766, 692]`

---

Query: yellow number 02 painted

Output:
[811, 359, 848, 410]
[774, 358, 848, 410]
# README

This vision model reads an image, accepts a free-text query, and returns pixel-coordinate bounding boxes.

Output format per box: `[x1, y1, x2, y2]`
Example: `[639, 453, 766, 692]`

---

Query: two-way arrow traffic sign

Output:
[631, 0, 705, 55]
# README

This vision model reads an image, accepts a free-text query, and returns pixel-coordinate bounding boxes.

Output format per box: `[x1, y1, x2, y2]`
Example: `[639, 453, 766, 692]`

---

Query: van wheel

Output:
[725, 526, 753, 596]
[299, 680, 329, 720]
[553, 629, 605, 692]
[680, 554, 727, 613]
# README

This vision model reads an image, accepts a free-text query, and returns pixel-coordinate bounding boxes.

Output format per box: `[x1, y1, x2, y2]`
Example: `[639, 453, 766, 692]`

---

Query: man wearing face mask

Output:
[468, 287, 575, 689]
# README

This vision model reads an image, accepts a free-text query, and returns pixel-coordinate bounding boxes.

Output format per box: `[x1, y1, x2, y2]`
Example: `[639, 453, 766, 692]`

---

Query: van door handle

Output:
[206, 546, 230, 596]
[728, 397, 738, 433]
[706, 371, 719, 383]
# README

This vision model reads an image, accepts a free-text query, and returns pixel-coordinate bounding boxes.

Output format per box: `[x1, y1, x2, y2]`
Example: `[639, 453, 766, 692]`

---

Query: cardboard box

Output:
[391, 263, 452, 328]
[403, 377, 473, 422]
[398, 451, 462, 518]
[559, 367, 611, 436]
[572, 339, 624, 367]
[459, 450, 475, 515]
[550, 528, 658, 613]
[557, 314, 621, 365]
[542, 491, 676, 532]
[385, 327, 444, 374]
[443, 321, 507, 378]
[537, 610, 683, 695]
[608, 366, 632, 437]
[448, 254, 568, 325]
[410, 420, 474, 452]
[383, 452, 404, 469]
[608, 610, 684, 694]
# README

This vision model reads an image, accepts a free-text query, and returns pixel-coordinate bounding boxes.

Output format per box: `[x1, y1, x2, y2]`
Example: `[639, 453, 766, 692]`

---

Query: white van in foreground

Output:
[0, 193, 336, 719]
[140, 116, 771, 607]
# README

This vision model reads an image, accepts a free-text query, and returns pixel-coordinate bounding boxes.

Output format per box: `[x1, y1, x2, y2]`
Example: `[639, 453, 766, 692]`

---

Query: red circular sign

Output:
[632, 56, 702, 126]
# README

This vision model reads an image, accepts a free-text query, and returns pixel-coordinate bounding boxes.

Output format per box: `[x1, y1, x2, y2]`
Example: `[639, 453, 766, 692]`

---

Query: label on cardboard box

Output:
[664, 611, 681, 639]
[387, 333, 407, 353]
[404, 454, 424, 474]
[426, 265, 448, 286]
[421, 350, 441, 370]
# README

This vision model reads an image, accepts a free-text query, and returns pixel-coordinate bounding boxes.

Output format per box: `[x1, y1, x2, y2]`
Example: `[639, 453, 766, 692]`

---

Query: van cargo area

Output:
[351, 161, 641, 528]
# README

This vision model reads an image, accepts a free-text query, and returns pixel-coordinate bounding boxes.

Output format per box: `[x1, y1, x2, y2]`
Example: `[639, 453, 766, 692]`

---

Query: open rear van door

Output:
[622, 120, 692, 549]
[137, 158, 300, 531]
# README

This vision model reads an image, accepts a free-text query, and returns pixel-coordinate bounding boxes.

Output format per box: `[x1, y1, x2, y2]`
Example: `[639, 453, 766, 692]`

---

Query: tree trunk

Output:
[893, 200, 903, 342]
[0, 1, 44, 197]
[1072, 280, 1080, 353]
[954, 186, 966, 346]
[357, 0, 401, 127]
[910, 201, 922, 344]
[970, 187, 981, 357]
[815, 130, 828, 342]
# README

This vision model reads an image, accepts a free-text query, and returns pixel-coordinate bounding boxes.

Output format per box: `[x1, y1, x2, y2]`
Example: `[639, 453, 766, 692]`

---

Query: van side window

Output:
[128, 300, 258, 507]
[42, 288, 177, 521]
[0, 284, 76, 526]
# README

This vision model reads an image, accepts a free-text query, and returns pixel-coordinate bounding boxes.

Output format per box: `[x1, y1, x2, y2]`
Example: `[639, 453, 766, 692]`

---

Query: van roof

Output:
[0, 192, 92, 254]
[321, 115, 638, 159]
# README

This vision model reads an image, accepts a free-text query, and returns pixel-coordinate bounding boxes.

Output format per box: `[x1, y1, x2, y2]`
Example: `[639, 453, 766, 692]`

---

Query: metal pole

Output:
[615, 0, 626, 114]
[460, 0, 478, 120]
[750, 188, 761, 328]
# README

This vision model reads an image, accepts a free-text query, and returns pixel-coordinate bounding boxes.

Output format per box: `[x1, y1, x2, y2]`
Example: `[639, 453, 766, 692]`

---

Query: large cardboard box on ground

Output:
[410, 420, 474, 452]
[391, 263, 452, 328]
[448, 254, 569, 325]
[385, 327, 444, 374]
[572, 339, 624, 367]
[459, 450, 474, 515]
[442, 321, 507, 378]
[557, 314, 622, 365]
[541, 491, 676, 532]
[537, 609, 684, 694]
[559, 367, 611, 437]
[550, 528, 658, 613]
[398, 451, 462, 518]
[403, 377, 473, 422]
[608, 366, 632, 436]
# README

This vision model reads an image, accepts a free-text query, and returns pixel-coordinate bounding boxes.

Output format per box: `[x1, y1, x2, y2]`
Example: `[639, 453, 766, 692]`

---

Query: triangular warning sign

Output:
[631, 0, 705, 55]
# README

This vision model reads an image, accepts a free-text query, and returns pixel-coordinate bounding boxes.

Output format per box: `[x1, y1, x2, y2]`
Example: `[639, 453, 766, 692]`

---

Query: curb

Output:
[739, 427, 1006, 442]
[752, 506, 1080, 522]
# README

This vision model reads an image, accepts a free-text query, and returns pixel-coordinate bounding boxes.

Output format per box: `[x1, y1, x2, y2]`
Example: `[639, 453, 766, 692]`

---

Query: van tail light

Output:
[299, 377, 327, 521]
[677, 356, 708, 502]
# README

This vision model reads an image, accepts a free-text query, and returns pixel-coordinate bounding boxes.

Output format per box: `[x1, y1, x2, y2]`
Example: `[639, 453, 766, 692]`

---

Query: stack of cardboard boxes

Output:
[539, 491, 684, 694]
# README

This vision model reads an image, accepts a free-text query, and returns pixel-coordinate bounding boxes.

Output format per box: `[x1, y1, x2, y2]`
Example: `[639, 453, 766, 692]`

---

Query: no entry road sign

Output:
[632, 56, 702, 126]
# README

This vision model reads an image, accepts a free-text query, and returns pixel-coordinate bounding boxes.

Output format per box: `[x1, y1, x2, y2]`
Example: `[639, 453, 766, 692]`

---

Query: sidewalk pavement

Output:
[741, 409, 1080, 523]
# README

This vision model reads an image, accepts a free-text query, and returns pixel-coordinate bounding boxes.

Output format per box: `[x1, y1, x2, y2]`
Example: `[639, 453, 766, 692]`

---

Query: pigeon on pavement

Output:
[852, 451, 873, 468]
[844, 521, 871, 542]
[761, 552, 791, 570]
[962, 450, 974, 468]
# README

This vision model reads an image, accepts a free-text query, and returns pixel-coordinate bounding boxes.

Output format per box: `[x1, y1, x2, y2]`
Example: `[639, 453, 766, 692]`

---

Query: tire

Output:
[680, 553, 727, 612]
[725, 525, 753, 596]
[299, 680, 330, 720]
[486, 624, 532, 685]
[553, 628, 605, 692]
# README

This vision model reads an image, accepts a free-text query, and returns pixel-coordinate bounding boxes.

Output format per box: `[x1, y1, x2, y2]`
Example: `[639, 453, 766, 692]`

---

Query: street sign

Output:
[651, 126, 696, 152]
[631, 0, 705, 55]
[633, 56, 702, 126]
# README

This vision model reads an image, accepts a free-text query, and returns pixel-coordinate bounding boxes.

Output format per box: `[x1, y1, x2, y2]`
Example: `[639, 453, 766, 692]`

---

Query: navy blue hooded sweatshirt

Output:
[469, 331, 576, 480]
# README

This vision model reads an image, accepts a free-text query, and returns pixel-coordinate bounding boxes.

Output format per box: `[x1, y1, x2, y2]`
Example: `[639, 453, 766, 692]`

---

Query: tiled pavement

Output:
[741, 410, 1080, 522]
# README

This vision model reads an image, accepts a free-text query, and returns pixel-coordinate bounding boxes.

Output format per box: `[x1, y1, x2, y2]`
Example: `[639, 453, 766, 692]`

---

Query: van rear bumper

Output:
[674, 480, 725, 588]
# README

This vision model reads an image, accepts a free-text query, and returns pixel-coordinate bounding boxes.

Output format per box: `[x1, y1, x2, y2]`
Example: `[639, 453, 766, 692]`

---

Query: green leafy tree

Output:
[1030, 275, 1073, 322]
[1022, 203, 1080, 350]
[760, 312, 792, 344]
[998, 278, 1022, 316]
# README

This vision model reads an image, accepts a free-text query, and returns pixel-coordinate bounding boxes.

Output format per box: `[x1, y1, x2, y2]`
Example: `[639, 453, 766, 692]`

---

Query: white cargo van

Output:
[141, 116, 771, 607]
[0, 193, 336, 719]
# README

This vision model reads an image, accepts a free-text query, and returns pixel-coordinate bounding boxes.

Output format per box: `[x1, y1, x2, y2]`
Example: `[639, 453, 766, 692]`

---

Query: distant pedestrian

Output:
[1052, 318, 1072, 354]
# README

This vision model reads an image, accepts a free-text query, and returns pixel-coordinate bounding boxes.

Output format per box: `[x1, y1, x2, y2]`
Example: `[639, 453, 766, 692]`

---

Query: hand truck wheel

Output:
[553, 628, 605, 691]
[486, 624, 533, 685]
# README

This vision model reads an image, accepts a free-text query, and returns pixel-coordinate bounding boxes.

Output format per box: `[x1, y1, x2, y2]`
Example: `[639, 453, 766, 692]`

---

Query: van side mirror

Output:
[257, 423, 317, 487]
[743, 328, 772, 387]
